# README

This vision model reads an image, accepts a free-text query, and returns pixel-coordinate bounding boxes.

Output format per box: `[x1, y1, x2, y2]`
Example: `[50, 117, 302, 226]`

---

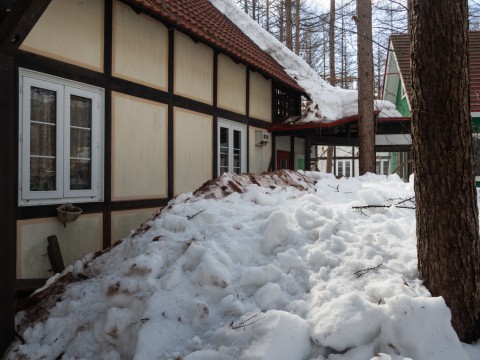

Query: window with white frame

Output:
[19, 69, 104, 206]
[336, 160, 352, 178]
[218, 119, 246, 175]
[376, 158, 390, 175]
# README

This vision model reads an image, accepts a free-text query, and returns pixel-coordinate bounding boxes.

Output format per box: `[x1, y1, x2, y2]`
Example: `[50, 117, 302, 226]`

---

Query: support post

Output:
[0, 53, 16, 355]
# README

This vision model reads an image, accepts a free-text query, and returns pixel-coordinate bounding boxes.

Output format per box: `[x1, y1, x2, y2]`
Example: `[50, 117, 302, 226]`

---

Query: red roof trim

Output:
[268, 115, 411, 132]
[268, 114, 360, 132]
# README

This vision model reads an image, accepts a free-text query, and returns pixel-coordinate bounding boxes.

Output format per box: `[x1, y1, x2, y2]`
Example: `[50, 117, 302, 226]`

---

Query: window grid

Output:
[19, 69, 103, 206]
[217, 119, 246, 176]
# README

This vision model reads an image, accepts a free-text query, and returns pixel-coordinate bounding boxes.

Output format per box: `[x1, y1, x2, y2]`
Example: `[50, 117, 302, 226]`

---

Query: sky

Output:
[4, 170, 480, 360]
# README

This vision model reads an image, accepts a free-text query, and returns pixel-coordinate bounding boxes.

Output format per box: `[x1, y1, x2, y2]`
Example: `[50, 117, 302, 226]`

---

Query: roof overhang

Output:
[0, 0, 52, 56]
[268, 115, 411, 146]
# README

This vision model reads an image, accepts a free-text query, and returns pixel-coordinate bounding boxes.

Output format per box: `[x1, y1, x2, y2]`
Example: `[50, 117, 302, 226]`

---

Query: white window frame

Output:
[217, 118, 247, 175]
[336, 160, 352, 178]
[19, 69, 104, 206]
[376, 158, 390, 175]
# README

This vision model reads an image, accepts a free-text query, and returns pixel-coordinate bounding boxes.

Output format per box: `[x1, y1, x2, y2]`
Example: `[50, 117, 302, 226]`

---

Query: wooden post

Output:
[0, 53, 15, 355]
[47, 235, 65, 274]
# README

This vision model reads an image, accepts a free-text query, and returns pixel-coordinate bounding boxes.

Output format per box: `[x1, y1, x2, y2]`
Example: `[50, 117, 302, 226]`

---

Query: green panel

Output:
[472, 117, 480, 133]
[297, 158, 305, 170]
[395, 81, 411, 117]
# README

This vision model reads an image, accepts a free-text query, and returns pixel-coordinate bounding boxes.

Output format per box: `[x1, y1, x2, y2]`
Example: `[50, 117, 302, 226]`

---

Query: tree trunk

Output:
[295, 0, 300, 55]
[329, 0, 336, 86]
[285, 0, 293, 50]
[279, 0, 284, 43]
[376, 40, 381, 98]
[356, 0, 375, 174]
[266, 0, 270, 32]
[326, 146, 334, 173]
[341, 7, 345, 88]
[409, 0, 480, 343]
[325, 0, 337, 173]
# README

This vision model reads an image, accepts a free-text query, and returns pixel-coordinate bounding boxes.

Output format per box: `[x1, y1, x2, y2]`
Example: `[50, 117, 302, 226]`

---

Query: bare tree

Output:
[356, 0, 375, 174]
[325, 0, 337, 174]
[285, 0, 293, 50]
[295, 0, 300, 54]
[329, 0, 336, 86]
[409, 0, 480, 342]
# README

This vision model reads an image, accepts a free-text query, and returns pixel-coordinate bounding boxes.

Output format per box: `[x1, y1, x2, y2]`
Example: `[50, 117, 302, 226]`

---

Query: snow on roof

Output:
[210, 0, 402, 122]
[375, 99, 404, 118]
[5, 170, 478, 359]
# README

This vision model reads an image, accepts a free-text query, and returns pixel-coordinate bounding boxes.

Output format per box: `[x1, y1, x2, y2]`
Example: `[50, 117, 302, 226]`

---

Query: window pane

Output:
[70, 95, 92, 190]
[30, 157, 56, 191]
[30, 122, 56, 157]
[233, 130, 241, 173]
[70, 95, 92, 128]
[383, 161, 389, 175]
[220, 127, 229, 174]
[338, 161, 344, 177]
[70, 128, 91, 159]
[345, 161, 351, 177]
[30, 86, 57, 191]
[376, 161, 381, 174]
[30, 87, 56, 124]
[70, 159, 92, 190]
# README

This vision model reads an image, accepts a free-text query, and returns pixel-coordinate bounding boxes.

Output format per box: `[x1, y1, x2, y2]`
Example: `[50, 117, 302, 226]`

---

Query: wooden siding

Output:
[391, 32, 480, 113]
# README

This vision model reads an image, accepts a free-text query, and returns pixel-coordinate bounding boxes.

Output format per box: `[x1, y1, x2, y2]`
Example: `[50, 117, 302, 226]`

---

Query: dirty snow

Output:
[209, 0, 403, 122]
[5, 171, 480, 360]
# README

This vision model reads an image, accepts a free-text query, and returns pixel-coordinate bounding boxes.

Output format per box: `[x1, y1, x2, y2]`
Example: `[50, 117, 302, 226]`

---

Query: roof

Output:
[389, 32, 480, 113]
[126, 0, 305, 94]
[268, 112, 410, 132]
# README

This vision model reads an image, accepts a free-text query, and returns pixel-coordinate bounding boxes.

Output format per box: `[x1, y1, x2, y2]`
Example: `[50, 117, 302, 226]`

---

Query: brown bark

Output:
[279, 0, 284, 43]
[326, 0, 337, 173]
[295, 0, 300, 55]
[285, 0, 293, 50]
[356, 0, 375, 174]
[410, 0, 480, 343]
[266, 0, 270, 32]
[329, 0, 336, 86]
[326, 146, 334, 173]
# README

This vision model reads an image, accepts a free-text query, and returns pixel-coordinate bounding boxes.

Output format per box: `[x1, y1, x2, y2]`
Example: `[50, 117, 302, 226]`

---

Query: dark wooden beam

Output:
[167, 28, 174, 198]
[376, 120, 411, 135]
[0, 0, 52, 56]
[375, 145, 411, 152]
[289, 136, 295, 170]
[245, 68, 250, 172]
[103, 0, 113, 250]
[304, 135, 311, 170]
[212, 50, 218, 178]
[111, 198, 169, 211]
[0, 53, 15, 355]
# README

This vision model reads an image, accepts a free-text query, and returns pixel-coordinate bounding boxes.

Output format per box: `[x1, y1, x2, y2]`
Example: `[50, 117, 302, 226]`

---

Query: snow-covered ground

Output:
[5, 171, 480, 360]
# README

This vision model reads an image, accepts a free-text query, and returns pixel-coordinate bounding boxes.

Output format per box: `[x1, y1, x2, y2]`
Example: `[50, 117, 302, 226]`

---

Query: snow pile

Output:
[375, 100, 404, 118]
[210, 0, 402, 122]
[5, 171, 479, 360]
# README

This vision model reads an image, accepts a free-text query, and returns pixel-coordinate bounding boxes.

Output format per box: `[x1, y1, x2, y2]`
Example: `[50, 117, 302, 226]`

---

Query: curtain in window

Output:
[69, 95, 92, 190]
[29, 86, 56, 191]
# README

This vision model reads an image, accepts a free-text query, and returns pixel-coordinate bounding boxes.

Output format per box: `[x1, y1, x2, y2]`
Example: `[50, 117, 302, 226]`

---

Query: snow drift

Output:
[5, 170, 478, 360]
